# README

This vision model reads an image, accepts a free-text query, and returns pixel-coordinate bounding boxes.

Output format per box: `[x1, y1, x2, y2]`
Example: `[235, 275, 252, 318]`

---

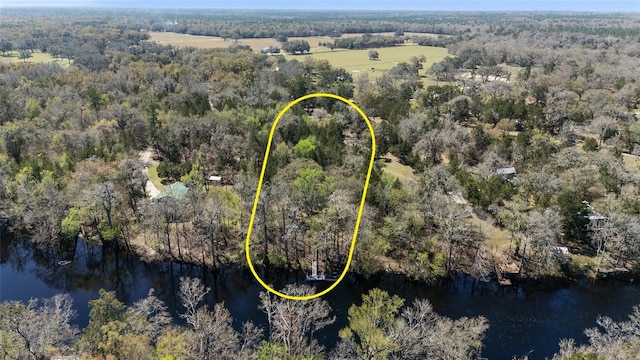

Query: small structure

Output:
[551, 246, 570, 257]
[496, 167, 517, 177]
[154, 181, 189, 201]
[208, 175, 222, 185]
[305, 260, 338, 282]
[447, 191, 467, 205]
[260, 46, 280, 54]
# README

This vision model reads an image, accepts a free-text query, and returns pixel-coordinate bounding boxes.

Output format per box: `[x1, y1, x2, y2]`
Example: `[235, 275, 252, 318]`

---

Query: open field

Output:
[149, 32, 449, 85]
[0, 51, 71, 67]
[149, 31, 442, 50]
[287, 44, 449, 82]
[149, 32, 394, 50]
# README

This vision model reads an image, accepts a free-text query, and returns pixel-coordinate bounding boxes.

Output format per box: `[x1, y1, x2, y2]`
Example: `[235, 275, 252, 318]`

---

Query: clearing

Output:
[381, 153, 417, 184]
[0, 51, 71, 67]
[286, 44, 449, 83]
[149, 31, 428, 50]
[149, 32, 449, 85]
[139, 148, 162, 197]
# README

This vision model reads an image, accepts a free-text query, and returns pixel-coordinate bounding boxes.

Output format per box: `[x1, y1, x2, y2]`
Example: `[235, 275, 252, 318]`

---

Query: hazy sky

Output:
[2, 0, 639, 11]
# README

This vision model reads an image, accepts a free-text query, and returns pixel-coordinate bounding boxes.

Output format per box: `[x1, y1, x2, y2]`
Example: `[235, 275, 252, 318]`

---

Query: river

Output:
[1, 235, 639, 360]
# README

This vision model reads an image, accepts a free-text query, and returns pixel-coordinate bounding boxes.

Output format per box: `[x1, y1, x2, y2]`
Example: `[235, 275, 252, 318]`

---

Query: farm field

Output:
[0, 51, 71, 66]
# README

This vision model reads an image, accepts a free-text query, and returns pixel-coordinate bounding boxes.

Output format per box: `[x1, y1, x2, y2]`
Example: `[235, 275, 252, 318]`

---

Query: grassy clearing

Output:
[147, 166, 164, 191]
[469, 214, 513, 253]
[287, 44, 449, 82]
[622, 153, 640, 177]
[0, 51, 71, 67]
[149, 32, 400, 51]
[381, 153, 417, 183]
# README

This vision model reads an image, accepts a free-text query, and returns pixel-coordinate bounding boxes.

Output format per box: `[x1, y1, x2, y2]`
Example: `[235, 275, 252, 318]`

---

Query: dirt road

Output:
[140, 148, 160, 198]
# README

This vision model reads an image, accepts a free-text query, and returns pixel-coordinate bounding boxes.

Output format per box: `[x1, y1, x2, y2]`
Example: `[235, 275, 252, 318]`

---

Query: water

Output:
[1, 236, 639, 360]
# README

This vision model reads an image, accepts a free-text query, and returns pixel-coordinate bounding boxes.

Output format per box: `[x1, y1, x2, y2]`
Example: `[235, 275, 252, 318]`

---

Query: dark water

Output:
[1, 235, 639, 360]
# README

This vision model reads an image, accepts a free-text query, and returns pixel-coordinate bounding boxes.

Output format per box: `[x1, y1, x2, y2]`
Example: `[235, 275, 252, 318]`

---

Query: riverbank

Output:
[2, 235, 640, 360]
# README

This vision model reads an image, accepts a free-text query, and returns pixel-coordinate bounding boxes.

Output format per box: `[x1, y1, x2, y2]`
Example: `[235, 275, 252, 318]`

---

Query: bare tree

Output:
[0, 294, 78, 359]
[178, 276, 210, 328]
[394, 298, 489, 360]
[178, 277, 260, 360]
[554, 305, 640, 360]
[522, 208, 563, 277]
[126, 289, 172, 344]
[259, 284, 335, 358]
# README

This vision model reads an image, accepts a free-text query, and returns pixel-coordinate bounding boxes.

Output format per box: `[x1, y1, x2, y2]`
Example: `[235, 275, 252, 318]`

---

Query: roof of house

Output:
[154, 181, 189, 200]
[496, 167, 516, 175]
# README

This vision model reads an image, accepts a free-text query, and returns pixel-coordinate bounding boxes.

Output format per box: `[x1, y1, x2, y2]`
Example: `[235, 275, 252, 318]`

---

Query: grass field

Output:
[0, 51, 71, 67]
[381, 153, 417, 183]
[149, 31, 422, 50]
[149, 32, 396, 51]
[285, 44, 449, 82]
[149, 32, 450, 84]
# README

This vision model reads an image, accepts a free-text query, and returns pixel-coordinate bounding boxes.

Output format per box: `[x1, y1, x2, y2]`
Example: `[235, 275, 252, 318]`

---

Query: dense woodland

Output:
[1, 8, 640, 359]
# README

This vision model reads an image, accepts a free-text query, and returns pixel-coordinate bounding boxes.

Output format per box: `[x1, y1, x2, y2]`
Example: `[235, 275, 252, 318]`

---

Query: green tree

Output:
[293, 135, 318, 159]
[80, 289, 126, 356]
[337, 288, 404, 359]
[583, 138, 599, 152]
[292, 167, 335, 215]
[25, 98, 42, 120]
[155, 327, 190, 360]
[557, 191, 590, 245]
[18, 50, 31, 63]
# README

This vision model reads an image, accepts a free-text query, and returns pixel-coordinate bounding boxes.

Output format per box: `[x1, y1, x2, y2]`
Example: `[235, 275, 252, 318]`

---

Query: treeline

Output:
[332, 35, 404, 50]
[0, 278, 489, 360]
[2, 279, 639, 359]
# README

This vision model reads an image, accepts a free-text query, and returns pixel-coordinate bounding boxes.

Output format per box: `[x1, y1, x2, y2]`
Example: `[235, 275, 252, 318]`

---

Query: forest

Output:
[1, 7, 640, 360]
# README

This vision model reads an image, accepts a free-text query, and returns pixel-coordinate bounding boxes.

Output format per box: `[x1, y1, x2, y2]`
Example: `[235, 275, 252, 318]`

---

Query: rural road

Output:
[140, 148, 160, 198]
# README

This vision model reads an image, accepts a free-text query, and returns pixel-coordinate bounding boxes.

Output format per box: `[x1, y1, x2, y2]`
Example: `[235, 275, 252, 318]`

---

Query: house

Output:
[153, 181, 189, 201]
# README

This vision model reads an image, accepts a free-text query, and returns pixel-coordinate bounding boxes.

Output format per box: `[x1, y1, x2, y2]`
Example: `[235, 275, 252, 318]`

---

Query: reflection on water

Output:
[1, 236, 639, 360]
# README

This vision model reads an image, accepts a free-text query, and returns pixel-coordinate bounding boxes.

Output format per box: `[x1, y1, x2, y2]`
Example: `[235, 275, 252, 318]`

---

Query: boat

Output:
[58, 260, 72, 266]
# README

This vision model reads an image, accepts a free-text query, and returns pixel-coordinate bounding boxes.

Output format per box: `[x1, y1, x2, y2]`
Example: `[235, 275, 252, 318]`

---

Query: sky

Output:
[2, 0, 639, 11]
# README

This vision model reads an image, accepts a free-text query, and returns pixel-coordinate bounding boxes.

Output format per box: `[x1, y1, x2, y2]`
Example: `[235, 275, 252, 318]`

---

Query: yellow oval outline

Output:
[244, 93, 376, 301]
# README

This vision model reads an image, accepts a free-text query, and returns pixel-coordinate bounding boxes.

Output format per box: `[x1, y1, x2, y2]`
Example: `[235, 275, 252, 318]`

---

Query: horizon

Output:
[2, 0, 639, 12]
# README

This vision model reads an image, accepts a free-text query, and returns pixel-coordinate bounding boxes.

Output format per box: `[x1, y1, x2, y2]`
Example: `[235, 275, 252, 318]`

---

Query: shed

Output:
[551, 246, 570, 256]
[208, 175, 222, 183]
[496, 167, 516, 176]
[154, 181, 189, 200]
